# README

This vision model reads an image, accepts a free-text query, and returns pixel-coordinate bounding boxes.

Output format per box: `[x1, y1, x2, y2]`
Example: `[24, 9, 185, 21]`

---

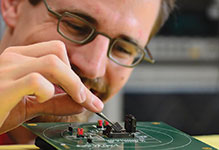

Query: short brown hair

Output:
[148, 0, 176, 38]
[162, 0, 176, 25]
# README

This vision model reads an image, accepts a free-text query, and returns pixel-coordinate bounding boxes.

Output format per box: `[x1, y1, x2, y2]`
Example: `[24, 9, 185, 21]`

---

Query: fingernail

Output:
[92, 96, 104, 111]
[80, 86, 86, 103]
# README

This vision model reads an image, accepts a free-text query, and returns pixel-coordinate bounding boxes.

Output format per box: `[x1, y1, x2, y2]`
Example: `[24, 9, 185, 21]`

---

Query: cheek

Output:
[108, 64, 133, 94]
[138, 29, 144, 40]
[19, 24, 64, 46]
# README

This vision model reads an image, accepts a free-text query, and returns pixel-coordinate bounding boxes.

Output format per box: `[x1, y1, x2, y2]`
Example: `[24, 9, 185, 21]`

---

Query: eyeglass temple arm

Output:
[43, 0, 62, 18]
[144, 57, 155, 64]
[144, 46, 155, 64]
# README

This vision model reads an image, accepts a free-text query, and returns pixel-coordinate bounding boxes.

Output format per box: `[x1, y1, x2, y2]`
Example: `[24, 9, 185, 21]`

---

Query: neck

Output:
[0, 28, 13, 54]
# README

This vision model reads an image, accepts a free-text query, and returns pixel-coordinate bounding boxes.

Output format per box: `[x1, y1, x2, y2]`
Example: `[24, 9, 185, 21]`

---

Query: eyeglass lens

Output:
[58, 13, 143, 66]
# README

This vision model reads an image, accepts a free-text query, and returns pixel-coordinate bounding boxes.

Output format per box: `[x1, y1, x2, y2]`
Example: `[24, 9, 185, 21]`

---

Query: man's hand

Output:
[0, 40, 104, 134]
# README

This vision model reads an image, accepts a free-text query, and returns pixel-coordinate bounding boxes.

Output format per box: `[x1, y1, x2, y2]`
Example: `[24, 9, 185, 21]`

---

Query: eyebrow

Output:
[119, 35, 139, 47]
[56, 9, 98, 26]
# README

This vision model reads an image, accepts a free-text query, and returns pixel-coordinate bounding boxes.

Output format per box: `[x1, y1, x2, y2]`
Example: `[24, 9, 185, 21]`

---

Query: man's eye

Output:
[65, 21, 87, 33]
[67, 22, 83, 30]
[111, 44, 138, 60]
[61, 20, 90, 36]
[116, 46, 132, 55]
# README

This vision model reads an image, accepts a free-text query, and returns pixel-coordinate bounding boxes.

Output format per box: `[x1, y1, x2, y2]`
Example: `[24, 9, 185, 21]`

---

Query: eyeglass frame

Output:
[42, 0, 155, 68]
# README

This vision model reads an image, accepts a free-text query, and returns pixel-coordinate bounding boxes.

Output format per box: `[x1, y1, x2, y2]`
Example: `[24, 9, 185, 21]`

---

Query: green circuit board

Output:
[23, 122, 217, 150]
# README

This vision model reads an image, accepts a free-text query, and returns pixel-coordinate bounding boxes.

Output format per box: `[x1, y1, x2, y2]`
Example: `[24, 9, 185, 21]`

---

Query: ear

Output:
[1, 0, 21, 28]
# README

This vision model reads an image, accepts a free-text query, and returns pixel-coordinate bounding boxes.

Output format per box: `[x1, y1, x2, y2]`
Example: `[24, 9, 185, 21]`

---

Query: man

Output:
[0, 0, 175, 144]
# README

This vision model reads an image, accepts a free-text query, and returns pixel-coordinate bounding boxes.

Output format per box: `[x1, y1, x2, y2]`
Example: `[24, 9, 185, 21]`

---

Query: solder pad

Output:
[23, 122, 217, 150]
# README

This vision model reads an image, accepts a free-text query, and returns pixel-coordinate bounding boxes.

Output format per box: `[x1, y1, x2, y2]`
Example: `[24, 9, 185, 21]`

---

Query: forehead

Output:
[46, 0, 161, 43]
[48, 0, 161, 9]
[49, 0, 161, 19]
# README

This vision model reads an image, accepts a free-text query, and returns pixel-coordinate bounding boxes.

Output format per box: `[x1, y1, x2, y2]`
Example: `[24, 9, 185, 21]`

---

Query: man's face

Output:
[6, 0, 161, 119]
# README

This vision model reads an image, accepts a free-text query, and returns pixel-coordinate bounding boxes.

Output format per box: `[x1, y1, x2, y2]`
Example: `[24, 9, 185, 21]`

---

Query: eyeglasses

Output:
[43, 0, 155, 68]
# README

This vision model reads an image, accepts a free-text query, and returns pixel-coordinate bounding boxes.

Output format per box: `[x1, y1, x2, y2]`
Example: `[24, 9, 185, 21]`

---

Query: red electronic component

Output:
[77, 128, 84, 137]
[104, 120, 109, 127]
[97, 120, 103, 128]
[98, 120, 103, 126]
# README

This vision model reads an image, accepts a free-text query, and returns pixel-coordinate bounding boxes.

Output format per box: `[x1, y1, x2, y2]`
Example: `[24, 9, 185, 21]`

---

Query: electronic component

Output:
[102, 114, 136, 138]
[97, 120, 103, 128]
[23, 114, 217, 150]
[87, 138, 92, 143]
[104, 120, 109, 128]
[111, 122, 123, 132]
[96, 112, 123, 132]
[77, 128, 84, 138]
[125, 114, 136, 133]
[68, 124, 73, 135]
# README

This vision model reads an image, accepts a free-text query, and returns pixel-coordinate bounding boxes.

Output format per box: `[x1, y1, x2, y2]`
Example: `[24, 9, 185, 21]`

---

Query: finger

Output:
[11, 55, 104, 112]
[26, 93, 85, 117]
[0, 100, 26, 134]
[81, 86, 104, 113]
[0, 111, 9, 128]
[0, 73, 54, 127]
[14, 72, 55, 103]
[3, 40, 70, 67]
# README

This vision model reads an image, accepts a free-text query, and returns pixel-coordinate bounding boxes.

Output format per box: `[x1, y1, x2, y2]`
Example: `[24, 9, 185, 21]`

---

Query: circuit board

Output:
[23, 122, 217, 150]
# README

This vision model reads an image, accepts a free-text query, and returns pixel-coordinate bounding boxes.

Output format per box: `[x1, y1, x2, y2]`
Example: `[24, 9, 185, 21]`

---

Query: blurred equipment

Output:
[123, 0, 219, 136]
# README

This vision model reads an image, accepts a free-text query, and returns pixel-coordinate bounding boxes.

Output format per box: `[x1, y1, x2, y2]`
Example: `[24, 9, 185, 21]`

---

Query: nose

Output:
[70, 35, 110, 79]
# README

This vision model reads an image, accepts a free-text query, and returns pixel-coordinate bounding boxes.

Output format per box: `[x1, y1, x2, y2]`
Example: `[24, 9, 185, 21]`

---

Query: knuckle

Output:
[43, 55, 62, 75]
[54, 41, 67, 60]
[0, 51, 19, 63]
[3, 47, 15, 53]
[27, 72, 44, 89]
[44, 54, 60, 68]
[51, 40, 66, 53]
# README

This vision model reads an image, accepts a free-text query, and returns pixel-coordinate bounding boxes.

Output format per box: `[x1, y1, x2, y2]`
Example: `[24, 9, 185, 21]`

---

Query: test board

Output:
[23, 122, 217, 150]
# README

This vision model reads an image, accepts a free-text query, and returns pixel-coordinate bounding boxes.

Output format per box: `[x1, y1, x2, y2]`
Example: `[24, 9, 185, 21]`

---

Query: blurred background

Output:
[0, 0, 219, 136]
[0, 4, 4, 38]
[103, 0, 219, 136]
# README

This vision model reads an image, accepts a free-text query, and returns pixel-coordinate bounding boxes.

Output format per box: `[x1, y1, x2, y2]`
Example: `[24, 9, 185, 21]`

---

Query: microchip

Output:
[111, 122, 123, 132]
